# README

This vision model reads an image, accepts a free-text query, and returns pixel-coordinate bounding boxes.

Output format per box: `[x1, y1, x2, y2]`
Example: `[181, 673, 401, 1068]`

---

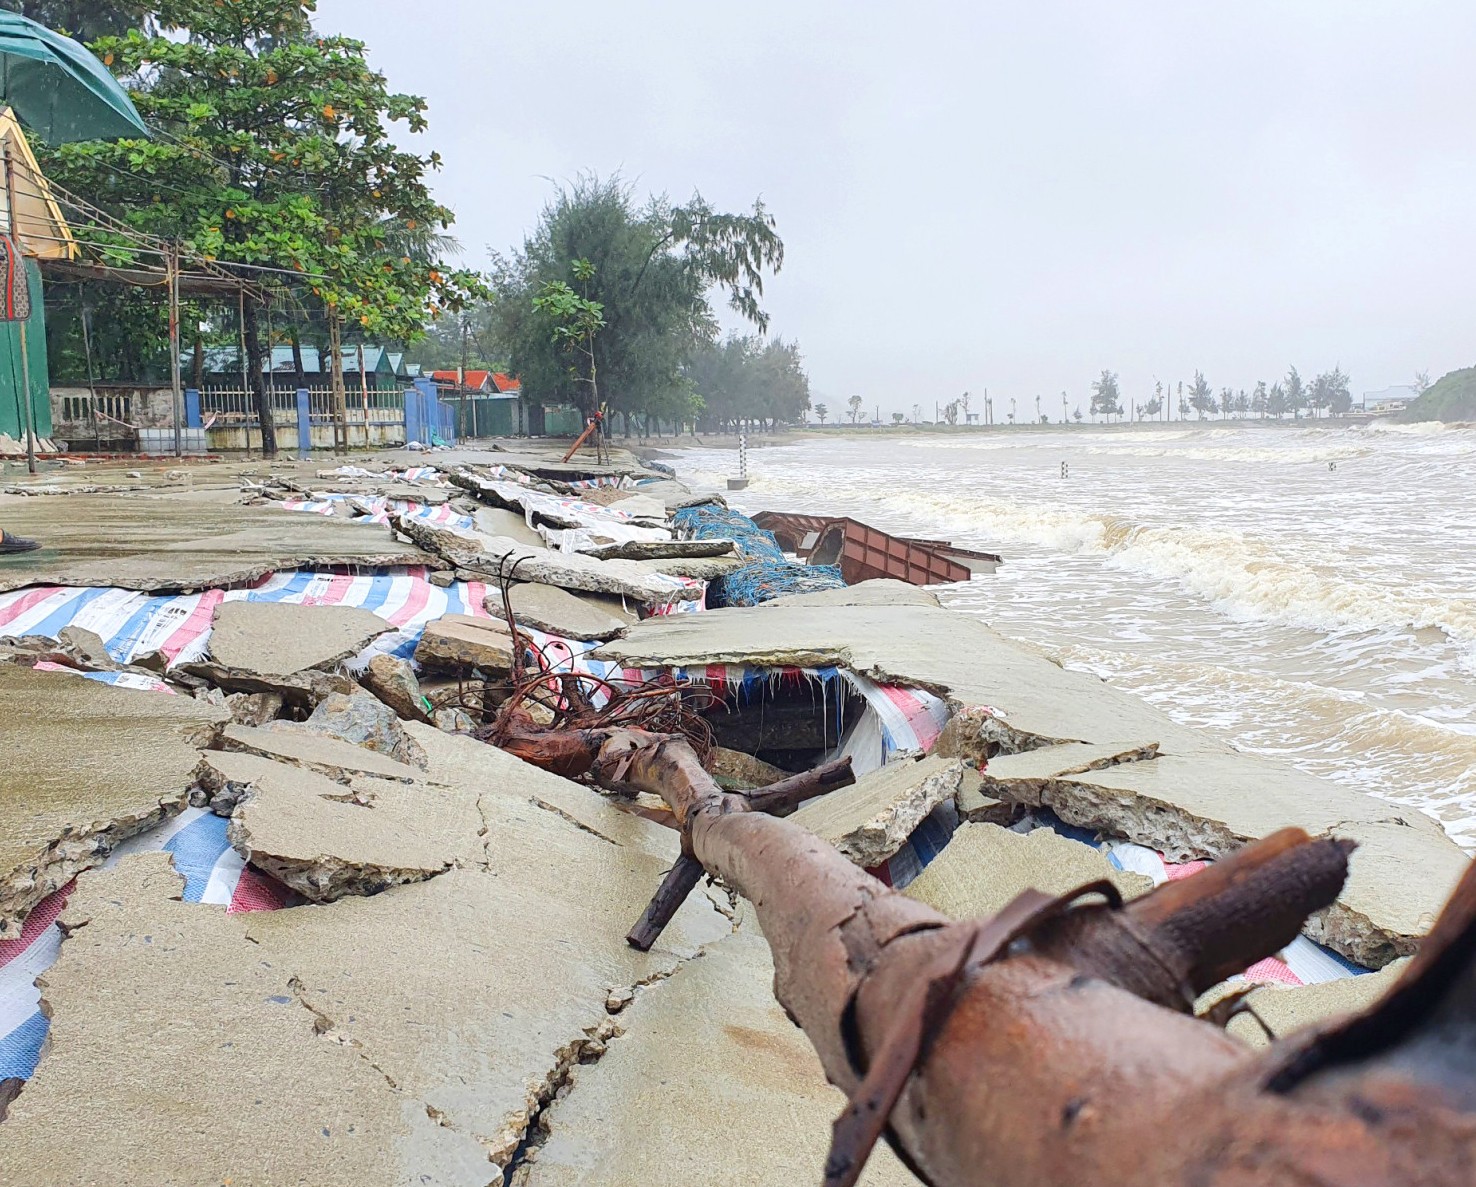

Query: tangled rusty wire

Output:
[451, 555, 718, 767]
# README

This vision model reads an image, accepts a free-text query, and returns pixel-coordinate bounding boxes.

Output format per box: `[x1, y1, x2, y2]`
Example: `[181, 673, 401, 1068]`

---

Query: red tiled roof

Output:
[429, 369, 493, 390]
[492, 372, 521, 393]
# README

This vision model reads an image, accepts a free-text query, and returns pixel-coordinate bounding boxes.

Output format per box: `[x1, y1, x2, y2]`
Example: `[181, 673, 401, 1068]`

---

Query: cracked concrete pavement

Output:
[2, 441, 1471, 1185]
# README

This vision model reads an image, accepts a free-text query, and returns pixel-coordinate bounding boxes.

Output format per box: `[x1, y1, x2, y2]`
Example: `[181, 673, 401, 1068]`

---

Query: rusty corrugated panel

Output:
[751, 512, 977, 587]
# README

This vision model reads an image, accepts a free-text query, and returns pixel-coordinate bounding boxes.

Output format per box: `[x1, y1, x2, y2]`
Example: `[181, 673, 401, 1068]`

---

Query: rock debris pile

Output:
[0, 441, 1468, 1185]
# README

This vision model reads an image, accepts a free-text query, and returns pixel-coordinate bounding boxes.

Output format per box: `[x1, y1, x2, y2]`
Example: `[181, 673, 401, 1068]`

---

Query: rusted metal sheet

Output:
[751, 511, 999, 587]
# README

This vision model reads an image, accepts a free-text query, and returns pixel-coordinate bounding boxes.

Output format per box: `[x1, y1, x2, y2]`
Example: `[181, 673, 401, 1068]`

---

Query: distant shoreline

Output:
[631, 415, 1400, 454]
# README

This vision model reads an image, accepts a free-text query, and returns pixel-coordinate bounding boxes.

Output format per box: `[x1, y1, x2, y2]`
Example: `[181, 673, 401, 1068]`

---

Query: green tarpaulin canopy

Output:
[0, 11, 148, 145]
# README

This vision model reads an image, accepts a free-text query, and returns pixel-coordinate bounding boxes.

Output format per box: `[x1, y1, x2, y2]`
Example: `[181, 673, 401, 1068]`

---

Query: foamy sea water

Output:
[673, 421, 1476, 851]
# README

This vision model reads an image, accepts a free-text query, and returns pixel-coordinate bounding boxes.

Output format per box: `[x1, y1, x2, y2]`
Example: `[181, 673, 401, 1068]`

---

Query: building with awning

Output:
[0, 105, 74, 449]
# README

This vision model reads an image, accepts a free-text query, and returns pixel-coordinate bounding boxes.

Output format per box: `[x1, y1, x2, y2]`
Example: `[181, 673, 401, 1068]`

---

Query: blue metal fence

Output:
[403, 377, 456, 447]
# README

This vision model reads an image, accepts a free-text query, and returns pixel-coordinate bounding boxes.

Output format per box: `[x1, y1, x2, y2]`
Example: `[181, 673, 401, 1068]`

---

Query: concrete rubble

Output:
[359, 653, 433, 721]
[598, 605, 1471, 966]
[790, 754, 969, 867]
[205, 601, 391, 675]
[0, 487, 432, 594]
[903, 822, 1153, 920]
[393, 514, 695, 607]
[502, 582, 637, 642]
[0, 438, 1469, 1185]
[414, 611, 515, 673]
[0, 665, 225, 939]
[1218, 959, 1407, 1049]
[204, 749, 469, 899]
[216, 721, 424, 783]
[301, 689, 430, 770]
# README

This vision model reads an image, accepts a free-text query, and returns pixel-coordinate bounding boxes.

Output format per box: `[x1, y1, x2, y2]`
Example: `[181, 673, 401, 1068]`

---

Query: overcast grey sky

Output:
[319, 0, 1476, 414]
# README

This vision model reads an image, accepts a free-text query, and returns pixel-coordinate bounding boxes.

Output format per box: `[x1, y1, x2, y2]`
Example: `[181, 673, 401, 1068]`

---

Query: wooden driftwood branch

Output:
[491, 722, 1476, 1184]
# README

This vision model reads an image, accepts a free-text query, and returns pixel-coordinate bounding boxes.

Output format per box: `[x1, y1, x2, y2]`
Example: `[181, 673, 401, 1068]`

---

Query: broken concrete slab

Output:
[203, 750, 470, 900]
[501, 582, 637, 642]
[0, 490, 432, 594]
[709, 745, 789, 791]
[55, 625, 117, 670]
[2, 853, 494, 1186]
[583, 538, 734, 561]
[394, 721, 680, 862]
[595, 602, 1210, 754]
[303, 690, 430, 770]
[242, 796, 729, 1171]
[0, 664, 226, 939]
[1304, 820, 1470, 968]
[984, 747, 1465, 968]
[522, 780, 680, 863]
[764, 578, 942, 609]
[226, 690, 283, 726]
[956, 738, 1162, 789]
[396, 515, 692, 607]
[216, 722, 423, 783]
[474, 505, 547, 548]
[602, 492, 668, 520]
[599, 607, 1467, 966]
[789, 755, 967, 868]
[414, 612, 515, 674]
[360, 653, 432, 722]
[954, 769, 1017, 825]
[627, 554, 746, 582]
[517, 929, 918, 1187]
[174, 660, 356, 708]
[903, 823, 1153, 920]
[1219, 960, 1407, 1049]
[207, 601, 391, 676]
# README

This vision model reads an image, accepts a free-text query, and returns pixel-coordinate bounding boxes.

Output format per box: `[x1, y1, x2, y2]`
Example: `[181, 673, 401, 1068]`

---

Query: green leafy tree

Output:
[1187, 371, 1215, 418]
[489, 174, 781, 427]
[0, 0, 151, 39]
[687, 334, 809, 432]
[1267, 381, 1287, 418]
[814, 402, 827, 425]
[1284, 367, 1306, 418]
[1413, 369, 1431, 395]
[532, 258, 604, 410]
[1141, 395, 1163, 418]
[847, 394, 864, 424]
[1072, 406, 1083, 423]
[1320, 366, 1352, 416]
[45, 0, 484, 454]
[1251, 381, 1268, 418]
[1090, 369, 1122, 420]
[891, 411, 904, 424]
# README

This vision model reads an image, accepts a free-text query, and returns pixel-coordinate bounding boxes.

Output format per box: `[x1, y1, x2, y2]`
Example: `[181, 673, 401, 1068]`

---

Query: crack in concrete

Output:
[502, 942, 724, 1185]
[525, 797, 619, 846]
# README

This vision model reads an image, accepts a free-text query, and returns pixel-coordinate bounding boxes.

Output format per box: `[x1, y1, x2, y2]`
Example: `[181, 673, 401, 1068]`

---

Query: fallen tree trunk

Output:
[573, 729, 1476, 1187]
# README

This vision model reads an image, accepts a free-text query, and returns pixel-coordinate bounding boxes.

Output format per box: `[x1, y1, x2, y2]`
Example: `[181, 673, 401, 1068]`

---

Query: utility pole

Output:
[328, 313, 347, 455]
[1062, 392, 1068, 424]
[459, 315, 469, 439]
[357, 342, 369, 449]
[168, 244, 182, 458]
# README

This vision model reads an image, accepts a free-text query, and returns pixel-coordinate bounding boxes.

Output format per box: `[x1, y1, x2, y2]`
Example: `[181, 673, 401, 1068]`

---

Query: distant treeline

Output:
[1089, 367, 1353, 421]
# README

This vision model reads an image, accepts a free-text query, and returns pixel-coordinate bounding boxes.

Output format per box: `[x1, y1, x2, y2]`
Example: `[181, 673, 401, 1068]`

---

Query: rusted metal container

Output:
[751, 512, 1000, 587]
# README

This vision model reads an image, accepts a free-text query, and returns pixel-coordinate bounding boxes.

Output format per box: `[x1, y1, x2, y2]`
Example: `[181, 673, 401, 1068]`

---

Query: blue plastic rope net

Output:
[673, 503, 846, 607]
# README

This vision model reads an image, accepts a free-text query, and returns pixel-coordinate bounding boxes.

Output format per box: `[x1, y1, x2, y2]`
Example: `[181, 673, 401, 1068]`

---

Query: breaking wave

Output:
[718, 471, 1476, 647]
